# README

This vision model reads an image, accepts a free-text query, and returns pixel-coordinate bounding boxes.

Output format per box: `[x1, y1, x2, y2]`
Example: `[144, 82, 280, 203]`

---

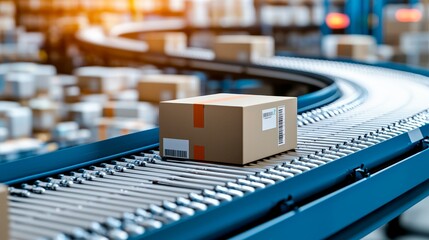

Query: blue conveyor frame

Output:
[136, 125, 429, 240]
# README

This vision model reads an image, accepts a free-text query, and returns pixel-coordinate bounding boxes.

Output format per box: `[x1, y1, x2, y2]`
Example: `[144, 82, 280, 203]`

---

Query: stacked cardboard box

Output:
[144, 32, 187, 54]
[103, 101, 158, 124]
[138, 74, 200, 102]
[77, 74, 125, 95]
[336, 35, 376, 61]
[210, 0, 256, 27]
[213, 35, 274, 63]
[383, 4, 420, 46]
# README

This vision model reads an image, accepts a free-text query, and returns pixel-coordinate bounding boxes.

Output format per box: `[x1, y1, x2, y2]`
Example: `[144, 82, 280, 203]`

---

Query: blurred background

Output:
[1, 0, 429, 183]
[1, 0, 429, 174]
[1, 1, 429, 238]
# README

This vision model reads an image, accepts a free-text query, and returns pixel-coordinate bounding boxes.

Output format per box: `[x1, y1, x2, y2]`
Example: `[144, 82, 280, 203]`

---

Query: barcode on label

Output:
[164, 149, 188, 158]
[278, 106, 285, 145]
[163, 138, 189, 159]
[263, 111, 274, 118]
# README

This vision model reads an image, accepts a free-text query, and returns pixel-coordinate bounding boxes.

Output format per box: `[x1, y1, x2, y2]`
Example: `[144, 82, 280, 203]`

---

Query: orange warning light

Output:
[326, 13, 350, 29]
[395, 8, 422, 22]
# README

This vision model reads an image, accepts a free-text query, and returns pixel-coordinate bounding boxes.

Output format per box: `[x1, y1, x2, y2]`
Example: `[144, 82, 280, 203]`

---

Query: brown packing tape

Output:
[99, 124, 107, 140]
[191, 95, 250, 160]
[0, 184, 9, 240]
[103, 104, 115, 117]
[120, 128, 129, 136]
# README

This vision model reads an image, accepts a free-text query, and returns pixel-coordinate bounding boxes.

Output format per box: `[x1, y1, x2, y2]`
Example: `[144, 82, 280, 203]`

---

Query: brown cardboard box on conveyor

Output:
[160, 93, 297, 165]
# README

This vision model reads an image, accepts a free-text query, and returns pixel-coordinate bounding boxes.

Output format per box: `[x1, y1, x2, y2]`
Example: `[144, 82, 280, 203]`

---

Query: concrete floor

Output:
[362, 197, 429, 240]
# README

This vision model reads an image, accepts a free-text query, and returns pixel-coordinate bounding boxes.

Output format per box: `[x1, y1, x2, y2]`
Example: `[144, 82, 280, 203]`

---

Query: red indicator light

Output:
[395, 9, 422, 22]
[326, 13, 350, 29]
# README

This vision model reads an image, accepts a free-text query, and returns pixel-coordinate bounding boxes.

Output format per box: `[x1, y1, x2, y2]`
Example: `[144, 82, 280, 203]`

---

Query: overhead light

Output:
[326, 13, 350, 29]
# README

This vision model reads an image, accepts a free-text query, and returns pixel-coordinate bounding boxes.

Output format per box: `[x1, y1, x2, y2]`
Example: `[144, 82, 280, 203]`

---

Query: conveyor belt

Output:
[4, 24, 429, 240]
[6, 57, 429, 240]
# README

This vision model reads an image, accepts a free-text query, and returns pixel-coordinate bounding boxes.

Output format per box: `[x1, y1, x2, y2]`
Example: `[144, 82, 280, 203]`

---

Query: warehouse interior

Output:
[1, 0, 429, 239]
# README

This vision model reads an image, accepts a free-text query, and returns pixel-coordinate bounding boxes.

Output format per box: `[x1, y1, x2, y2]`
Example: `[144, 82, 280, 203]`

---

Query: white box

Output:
[29, 98, 58, 131]
[3, 72, 36, 100]
[0, 127, 7, 141]
[69, 102, 102, 128]
[0, 73, 36, 100]
[0, 107, 32, 139]
[80, 94, 110, 105]
[103, 101, 158, 124]
[75, 66, 126, 94]
[110, 90, 138, 102]
[52, 121, 79, 140]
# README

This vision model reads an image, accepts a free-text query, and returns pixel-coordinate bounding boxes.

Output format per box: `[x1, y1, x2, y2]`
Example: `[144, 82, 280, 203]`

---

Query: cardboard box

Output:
[75, 67, 125, 94]
[0, 184, 8, 240]
[77, 75, 125, 94]
[213, 35, 274, 62]
[138, 74, 200, 102]
[336, 35, 376, 61]
[63, 86, 81, 103]
[145, 32, 187, 53]
[160, 93, 297, 165]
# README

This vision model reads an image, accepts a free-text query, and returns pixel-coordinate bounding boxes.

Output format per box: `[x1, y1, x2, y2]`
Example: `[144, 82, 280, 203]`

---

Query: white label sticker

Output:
[262, 107, 277, 131]
[278, 105, 285, 145]
[163, 138, 189, 158]
[408, 128, 423, 143]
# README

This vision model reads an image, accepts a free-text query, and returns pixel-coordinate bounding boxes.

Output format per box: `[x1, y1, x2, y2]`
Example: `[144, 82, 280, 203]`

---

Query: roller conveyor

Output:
[3, 25, 429, 240]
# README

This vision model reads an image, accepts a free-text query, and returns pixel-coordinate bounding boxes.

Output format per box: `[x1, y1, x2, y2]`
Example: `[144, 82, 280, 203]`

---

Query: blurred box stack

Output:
[210, 0, 256, 27]
[1, 62, 200, 161]
[137, 74, 201, 102]
[145, 32, 187, 54]
[0, 1, 43, 62]
[213, 35, 274, 62]
[383, 3, 429, 66]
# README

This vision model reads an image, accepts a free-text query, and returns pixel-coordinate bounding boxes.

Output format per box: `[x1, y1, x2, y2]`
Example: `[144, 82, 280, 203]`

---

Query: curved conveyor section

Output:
[6, 22, 429, 240]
